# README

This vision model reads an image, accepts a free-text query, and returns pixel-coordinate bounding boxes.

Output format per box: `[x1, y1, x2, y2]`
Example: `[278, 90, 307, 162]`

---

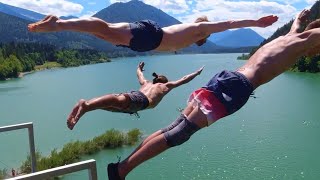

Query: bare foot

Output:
[28, 15, 60, 32]
[67, 99, 88, 130]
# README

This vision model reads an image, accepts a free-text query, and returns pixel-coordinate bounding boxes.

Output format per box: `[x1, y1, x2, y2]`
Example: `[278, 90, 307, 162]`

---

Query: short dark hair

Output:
[195, 16, 210, 46]
[152, 72, 168, 84]
[195, 16, 209, 23]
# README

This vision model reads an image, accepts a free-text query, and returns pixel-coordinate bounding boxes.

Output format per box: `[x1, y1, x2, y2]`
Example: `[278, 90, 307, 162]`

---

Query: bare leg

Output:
[290, 9, 310, 34]
[120, 104, 194, 163]
[123, 103, 195, 161]
[67, 94, 129, 130]
[29, 16, 110, 34]
[117, 104, 207, 179]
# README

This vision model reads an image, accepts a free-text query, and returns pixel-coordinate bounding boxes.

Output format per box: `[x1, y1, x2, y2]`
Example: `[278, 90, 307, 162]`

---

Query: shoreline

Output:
[7, 60, 110, 81]
[17, 67, 61, 78]
[18, 71, 35, 78]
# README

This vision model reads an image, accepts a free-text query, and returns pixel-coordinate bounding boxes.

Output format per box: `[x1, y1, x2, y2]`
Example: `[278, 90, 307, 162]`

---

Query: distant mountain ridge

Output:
[209, 28, 265, 47]
[0, 2, 44, 21]
[0, 0, 258, 54]
[94, 0, 180, 26]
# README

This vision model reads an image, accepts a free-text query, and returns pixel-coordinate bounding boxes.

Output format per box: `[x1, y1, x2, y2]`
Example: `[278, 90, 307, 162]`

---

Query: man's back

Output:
[139, 82, 170, 108]
[238, 32, 312, 89]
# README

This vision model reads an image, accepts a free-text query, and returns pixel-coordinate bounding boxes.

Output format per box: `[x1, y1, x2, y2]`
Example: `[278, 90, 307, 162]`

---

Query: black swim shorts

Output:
[117, 20, 163, 52]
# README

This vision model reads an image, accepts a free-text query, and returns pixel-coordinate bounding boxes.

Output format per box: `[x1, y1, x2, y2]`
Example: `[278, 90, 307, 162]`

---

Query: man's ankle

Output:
[118, 162, 127, 179]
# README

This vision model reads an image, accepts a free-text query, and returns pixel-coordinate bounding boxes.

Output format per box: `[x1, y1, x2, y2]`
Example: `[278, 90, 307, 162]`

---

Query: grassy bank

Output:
[0, 129, 142, 179]
[34, 62, 62, 71]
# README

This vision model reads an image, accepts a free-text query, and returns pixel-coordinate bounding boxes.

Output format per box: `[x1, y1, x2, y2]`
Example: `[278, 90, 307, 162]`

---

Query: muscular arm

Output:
[137, 62, 147, 85]
[166, 66, 204, 89]
[206, 15, 278, 33]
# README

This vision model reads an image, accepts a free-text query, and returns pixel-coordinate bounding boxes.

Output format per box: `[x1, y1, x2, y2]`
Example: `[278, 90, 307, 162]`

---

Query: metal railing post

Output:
[8, 159, 97, 180]
[0, 122, 37, 172]
[88, 161, 97, 180]
[1, 123, 98, 179]
[27, 125, 36, 172]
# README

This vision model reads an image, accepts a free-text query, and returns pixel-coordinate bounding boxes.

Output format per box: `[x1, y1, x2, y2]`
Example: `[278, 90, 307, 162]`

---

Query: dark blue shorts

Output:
[204, 70, 254, 115]
[117, 20, 163, 52]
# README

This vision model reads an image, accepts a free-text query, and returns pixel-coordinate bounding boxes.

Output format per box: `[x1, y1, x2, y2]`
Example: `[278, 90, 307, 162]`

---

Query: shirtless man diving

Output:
[106, 9, 318, 180]
[67, 62, 204, 130]
[28, 14, 278, 52]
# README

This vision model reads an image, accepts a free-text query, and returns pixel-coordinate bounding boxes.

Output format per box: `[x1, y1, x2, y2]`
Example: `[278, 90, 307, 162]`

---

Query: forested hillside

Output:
[0, 42, 109, 80]
[248, 1, 320, 73]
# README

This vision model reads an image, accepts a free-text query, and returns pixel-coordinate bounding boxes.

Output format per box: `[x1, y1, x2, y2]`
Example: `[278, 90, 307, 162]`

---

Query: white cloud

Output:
[79, 11, 98, 19]
[305, 0, 317, 5]
[0, 0, 83, 16]
[154, 0, 297, 38]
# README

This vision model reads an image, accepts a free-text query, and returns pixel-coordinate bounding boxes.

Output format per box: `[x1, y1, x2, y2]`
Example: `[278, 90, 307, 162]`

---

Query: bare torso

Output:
[237, 32, 311, 89]
[105, 22, 133, 46]
[156, 23, 202, 51]
[138, 82, 170, 108]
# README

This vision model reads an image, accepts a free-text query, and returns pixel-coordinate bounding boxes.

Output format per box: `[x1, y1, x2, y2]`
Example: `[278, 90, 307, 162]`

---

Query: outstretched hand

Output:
[138, 62, 145, 71]
[256, 15, 278, 27]
[196, 66, 205, 75]
[297, 9, 310, 23]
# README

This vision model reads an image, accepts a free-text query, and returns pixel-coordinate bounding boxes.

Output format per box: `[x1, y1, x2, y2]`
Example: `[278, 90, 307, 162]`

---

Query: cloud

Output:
[0, 0, 83, 16]
[179, 0, 298, 38]
[305, 0, 317, 5]
[79, 11, 98, 19]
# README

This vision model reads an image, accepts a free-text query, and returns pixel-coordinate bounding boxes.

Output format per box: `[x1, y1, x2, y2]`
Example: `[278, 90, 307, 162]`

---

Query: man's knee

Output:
[161, 114, 185, 133]
[163, 116, 201, 147]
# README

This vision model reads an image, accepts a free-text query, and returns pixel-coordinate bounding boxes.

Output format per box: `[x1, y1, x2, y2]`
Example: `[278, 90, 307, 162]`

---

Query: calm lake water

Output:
[0, 54, 320, 180]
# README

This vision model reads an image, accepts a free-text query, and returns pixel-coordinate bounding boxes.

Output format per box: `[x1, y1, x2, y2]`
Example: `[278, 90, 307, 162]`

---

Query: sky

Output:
[0, 0, 318, 37]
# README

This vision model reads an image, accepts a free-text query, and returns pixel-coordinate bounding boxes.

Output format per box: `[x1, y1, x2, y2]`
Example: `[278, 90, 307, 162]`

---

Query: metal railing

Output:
[7, 159, 97, 180]
[0, 122, 36, 172]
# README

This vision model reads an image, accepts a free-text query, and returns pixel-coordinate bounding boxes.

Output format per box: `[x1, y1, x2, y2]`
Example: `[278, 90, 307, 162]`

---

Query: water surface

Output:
[0, 54, 319, 179]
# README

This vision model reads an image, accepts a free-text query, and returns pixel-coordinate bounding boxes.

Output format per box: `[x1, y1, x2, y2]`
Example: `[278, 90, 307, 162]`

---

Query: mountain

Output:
[60, 16, 78, 20]
[208, 30, 233, 42]
[208, 28, 265, 48]
[0, 12, 119, 51]
[0, 0, 251, 54]
[94, 0, 180, 27]
[0, 2, 44, 21]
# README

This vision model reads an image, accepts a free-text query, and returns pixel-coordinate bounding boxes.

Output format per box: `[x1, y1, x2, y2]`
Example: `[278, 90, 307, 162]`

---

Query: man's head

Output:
[195, 16, 210, 46]
[152, 72, 168, 84]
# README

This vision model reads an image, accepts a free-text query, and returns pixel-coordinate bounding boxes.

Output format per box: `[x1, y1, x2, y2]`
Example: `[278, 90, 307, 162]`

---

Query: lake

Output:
[0, 54, 320, 179]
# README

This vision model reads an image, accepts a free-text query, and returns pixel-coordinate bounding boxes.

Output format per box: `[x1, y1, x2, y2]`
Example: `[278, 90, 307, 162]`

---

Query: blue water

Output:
[0, 54, 320, 179]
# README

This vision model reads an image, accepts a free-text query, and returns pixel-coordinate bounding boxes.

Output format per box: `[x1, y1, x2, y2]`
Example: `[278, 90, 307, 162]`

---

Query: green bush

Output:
[20, 129, 142, 175]
[0, 169, 7, 179]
